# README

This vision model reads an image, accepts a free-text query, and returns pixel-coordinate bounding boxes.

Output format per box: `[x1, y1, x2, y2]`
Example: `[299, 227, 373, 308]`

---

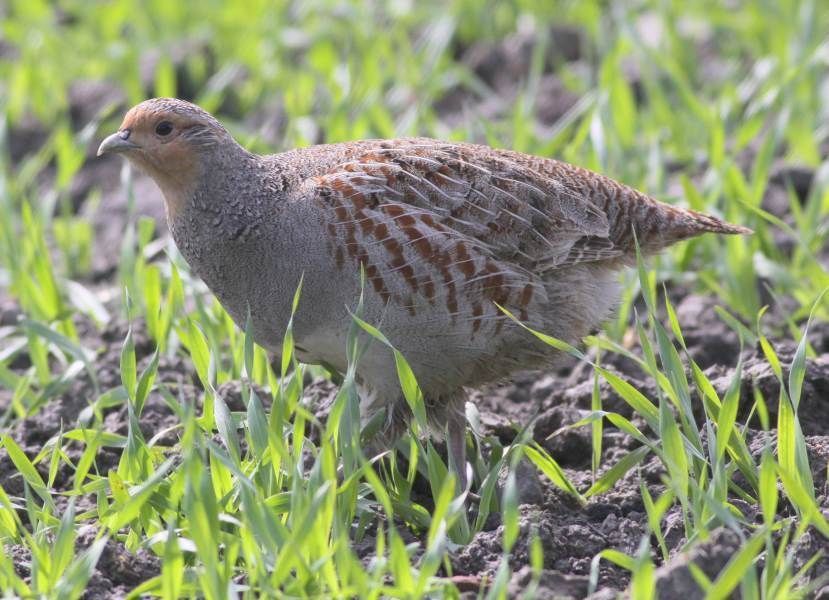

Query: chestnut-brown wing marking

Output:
[306, 168, 547, 335]
[306, 142, 619, 272]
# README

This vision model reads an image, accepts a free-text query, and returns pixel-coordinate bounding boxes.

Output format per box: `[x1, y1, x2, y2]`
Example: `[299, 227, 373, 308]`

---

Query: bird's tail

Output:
[644, 203, 752, 252]
[607, 184, 752, 255]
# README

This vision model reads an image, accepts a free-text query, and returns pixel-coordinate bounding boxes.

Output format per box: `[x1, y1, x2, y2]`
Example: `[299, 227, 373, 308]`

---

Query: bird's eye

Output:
[155, 121, 174, 136]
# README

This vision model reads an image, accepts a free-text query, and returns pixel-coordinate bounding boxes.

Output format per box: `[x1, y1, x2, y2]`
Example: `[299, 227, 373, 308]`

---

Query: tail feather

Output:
[654, 205, 753, 250]
[608, 185, 752, 254]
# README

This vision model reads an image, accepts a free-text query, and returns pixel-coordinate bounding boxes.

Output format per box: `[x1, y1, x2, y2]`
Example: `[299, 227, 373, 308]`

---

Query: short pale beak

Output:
[97, 130, 139, 157]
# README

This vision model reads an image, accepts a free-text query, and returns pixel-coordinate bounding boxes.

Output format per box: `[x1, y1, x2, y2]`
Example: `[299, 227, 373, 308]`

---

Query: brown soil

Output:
[2, 20, 829, 600]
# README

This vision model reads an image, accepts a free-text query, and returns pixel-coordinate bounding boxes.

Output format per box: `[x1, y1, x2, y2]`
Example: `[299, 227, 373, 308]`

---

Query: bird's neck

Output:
[157, 170, 198, 223]
[164, 145, 261, 223]
[165, 149, 278, 268]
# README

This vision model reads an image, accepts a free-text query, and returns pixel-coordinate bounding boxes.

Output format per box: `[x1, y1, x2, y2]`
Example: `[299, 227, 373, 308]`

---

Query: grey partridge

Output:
[98, 98, 750, 489]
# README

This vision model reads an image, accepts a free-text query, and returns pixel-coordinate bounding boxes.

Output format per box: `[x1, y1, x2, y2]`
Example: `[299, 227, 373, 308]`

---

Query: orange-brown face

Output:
[98, 99, 216, 219]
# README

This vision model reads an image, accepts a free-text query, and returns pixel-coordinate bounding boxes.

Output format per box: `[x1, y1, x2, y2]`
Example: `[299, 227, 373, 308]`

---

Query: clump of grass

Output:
[1, 0, 828, 597]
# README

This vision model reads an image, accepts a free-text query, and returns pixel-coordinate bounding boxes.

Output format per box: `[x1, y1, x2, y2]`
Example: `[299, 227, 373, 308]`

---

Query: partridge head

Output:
[97, 99, 243, 221]
[99, 98, 750, 490]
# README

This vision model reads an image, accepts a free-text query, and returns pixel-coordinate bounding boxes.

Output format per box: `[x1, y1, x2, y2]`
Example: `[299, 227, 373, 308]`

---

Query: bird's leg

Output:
[362, 399, 409, 465]
[447, 415, 468, 494]
[441, 392, 470, 495]
[366, 393, 472, 497]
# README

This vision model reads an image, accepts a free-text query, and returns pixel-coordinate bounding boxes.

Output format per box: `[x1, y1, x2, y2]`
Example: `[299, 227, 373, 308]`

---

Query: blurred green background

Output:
[1, 0, 828, 598]
[3, 0, 827, 322]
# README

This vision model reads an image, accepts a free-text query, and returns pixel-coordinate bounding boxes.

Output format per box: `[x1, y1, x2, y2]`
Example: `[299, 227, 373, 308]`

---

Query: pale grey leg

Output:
[447, 411, 469, 494]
